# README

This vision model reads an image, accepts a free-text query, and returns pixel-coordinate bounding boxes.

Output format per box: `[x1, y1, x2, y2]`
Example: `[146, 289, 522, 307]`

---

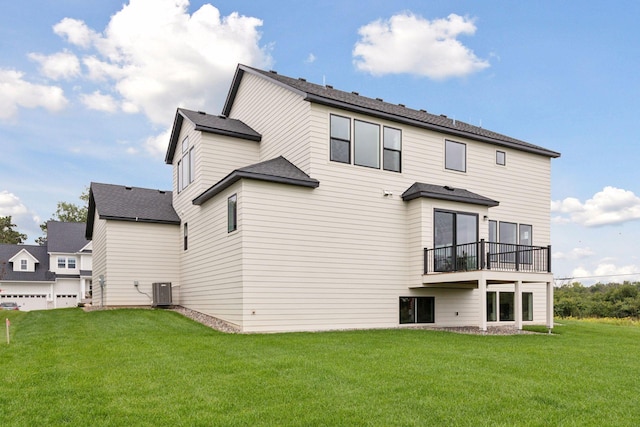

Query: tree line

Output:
[555, 281, 640, 319]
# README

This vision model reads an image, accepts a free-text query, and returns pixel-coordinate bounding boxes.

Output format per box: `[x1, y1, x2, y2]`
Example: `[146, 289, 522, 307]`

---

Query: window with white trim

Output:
[445, 140, 466, 172]
[228, 194, 237, 233]
[20, 259, 27, 270]
[354, 120, 380, 168]
[67, 258, 76, 269]
[178, 137, 194, 192]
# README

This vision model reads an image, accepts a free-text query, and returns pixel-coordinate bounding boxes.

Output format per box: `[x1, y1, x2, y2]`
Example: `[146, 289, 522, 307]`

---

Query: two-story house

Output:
[87, 64, 560, 332]
[0, 221, 92, 310]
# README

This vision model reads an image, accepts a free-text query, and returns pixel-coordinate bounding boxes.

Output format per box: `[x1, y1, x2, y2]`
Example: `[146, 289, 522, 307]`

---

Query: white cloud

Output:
[79, 90, 118, 112]
[49, 0, 272, 126]
[53, 17, 99, 48]
[144, 128, 172, 158]
[571, 262, 640, 285]
[551, 186, 640, 227]
[553, 247, 595, 260]
[28, 50, 81, 80]
[353, 12, 489, 79]
[0, 191, 41, 235]
[0, 69, 68, 120]
[305, 53, 316, 64]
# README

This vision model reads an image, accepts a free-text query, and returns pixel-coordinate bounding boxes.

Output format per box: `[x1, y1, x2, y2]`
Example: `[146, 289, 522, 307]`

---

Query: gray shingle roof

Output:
[46, 221, 90, 253]
[225, 65, 560, 159]
[402, 182, 499, 207]
[165, 108, 261, 164]
[0, 244, 54, 282]
[86, 183, 180, 239]
[193, 156, 320, 206]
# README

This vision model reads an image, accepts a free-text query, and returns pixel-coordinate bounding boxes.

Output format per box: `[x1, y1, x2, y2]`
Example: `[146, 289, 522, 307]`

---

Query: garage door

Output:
[56, 294, 78, 309]
[0, 295, 48, 311]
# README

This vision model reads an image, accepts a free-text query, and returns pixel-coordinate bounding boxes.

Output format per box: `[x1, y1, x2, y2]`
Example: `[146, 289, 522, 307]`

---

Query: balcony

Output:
[424, 240, 551, 275]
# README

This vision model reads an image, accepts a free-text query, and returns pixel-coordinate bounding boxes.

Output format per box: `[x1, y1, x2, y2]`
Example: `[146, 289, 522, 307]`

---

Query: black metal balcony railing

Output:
[424, 240, 551, 274]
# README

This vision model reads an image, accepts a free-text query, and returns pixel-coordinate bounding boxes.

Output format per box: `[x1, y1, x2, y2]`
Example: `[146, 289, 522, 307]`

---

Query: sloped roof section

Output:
[0, 244, 54, 282]
[193, 156, 320, 206]
[402, 183, 499, 207]
[165, 108, 261, 164]
[86, 183, 180, 239]
[47, 221, 90, 253]
[225, 65, 560, 159]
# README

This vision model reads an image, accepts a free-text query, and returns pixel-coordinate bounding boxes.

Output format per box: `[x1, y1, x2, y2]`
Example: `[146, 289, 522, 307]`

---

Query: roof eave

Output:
[305, 94, 560, 158]
[97, 215, 181, 226]
[402, 191, 499, 207]
[193, 124, 262, 142]
[193, 170, 319, 206]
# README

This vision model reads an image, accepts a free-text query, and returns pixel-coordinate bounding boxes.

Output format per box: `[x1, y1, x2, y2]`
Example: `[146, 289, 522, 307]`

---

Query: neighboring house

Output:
[0, 221, 92, 310]
[86, 64, 560, 333]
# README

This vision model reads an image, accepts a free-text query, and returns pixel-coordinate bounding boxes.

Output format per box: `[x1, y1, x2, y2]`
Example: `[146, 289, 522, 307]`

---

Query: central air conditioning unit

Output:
[152, 282, 172, 307]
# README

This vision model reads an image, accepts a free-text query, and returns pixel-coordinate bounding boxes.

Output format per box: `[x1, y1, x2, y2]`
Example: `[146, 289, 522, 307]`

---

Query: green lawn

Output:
[1, 309, 639, 426]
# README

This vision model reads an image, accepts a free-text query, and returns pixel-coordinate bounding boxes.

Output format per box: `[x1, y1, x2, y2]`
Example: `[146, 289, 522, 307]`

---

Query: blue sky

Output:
[1, 0, 639, 284]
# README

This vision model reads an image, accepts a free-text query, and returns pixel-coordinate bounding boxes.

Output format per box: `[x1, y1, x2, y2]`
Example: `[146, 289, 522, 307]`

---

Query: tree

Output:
[0, 216, 27, 244]
[37, 188, 90, 245]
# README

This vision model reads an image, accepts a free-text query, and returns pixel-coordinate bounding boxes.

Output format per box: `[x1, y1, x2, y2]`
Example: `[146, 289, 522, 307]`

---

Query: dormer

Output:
[8, 249, 39, 272]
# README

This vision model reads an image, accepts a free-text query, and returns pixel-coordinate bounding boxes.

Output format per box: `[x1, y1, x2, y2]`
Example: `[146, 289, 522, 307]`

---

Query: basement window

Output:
[399, 297, 435, 324]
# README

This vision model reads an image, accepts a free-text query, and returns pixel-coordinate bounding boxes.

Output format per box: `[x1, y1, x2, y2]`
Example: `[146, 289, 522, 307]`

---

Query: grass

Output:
[2, 309, 640, 426]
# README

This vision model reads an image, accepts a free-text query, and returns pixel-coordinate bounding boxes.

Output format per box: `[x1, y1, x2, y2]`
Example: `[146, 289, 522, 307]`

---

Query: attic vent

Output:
[419, 109, 427, 113]
[376, 97, 383, 102]
[269, 70, 278, 74]
[218, 115, 227, 119]
[440, 114, 448, 118]
[443, 186, 455, 191]
[398, 103, 405, 107]
[125, 186, 132, 190]
[298, 77, 306, 81]
[158, 190, 165, 194]
[352, 91, 359, 95]
[197, 110, 206, 115]
[325, 84, 333, 89]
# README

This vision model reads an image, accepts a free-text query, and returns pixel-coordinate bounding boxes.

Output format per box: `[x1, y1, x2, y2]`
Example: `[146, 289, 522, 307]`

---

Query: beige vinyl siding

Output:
[91, 211, 107, 306]
[227, 72, 312, 171]
[101, 220, 179, 306]
[240, 179, 410, 332]
[175, 182, 244, 327]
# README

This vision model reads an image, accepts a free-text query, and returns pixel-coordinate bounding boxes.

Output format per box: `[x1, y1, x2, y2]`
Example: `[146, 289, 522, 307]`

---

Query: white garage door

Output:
[56, 294, 78, 309]
[1, 295, 48, 311]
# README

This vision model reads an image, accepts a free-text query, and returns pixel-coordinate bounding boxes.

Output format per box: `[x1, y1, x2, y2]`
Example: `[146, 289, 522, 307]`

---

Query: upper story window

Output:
[354, 120, 380, 168]
[20, 259, 27, 270]
[183, 223, 188, 251]
[68, 258, 76, 269]
[330, 115, 350, 164]
[178, 137, 194, 193]
[383, 127, 402, 172]
[445, 140, 466, 172]
[58, 257, 66, 268]
[330, 114, 401, 172]
[228, 194, 237, 233]
[496, 150, 506, 166]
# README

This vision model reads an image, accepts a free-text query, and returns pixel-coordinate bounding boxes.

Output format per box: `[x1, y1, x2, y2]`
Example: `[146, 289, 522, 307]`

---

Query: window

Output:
[354, 120, 380, 168]
[434, 210, 478, 272]
[487, 291, 497, 322]
[178, 137, 194, 192]
[20, 259, 27, 270]
[445, 140, 466, 172]
[489, 220, 497, 243]
[519, 224, 533, 264]
[58, 257, 66, 268]
[383, 126, 401, 172]
[496, 150, 506, 166]
[67, 258, 76, 269]
[183, 223, 188, 251]
[227, 194, 237, 233]
[330, 115, 350, 163]
[499, 292, 515, 321]
[523, 292, 533, 321]
[399, 297, 435, 324]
